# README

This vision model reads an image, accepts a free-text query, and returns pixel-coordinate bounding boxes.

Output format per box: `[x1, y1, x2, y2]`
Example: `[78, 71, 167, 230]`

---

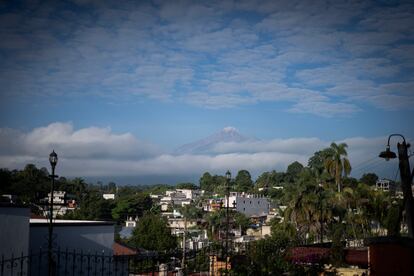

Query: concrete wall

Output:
[30, 222, 114, 254]
[29, 221, 116, 275]
[0, 206, 30, 258]
[368, 238, 414, 276]
[0, 206, 30, 276]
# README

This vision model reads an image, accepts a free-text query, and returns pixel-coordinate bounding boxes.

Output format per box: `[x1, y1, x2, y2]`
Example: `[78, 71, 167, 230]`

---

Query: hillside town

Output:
[1, 144, 411, 275]
[1, 0, 414, 275]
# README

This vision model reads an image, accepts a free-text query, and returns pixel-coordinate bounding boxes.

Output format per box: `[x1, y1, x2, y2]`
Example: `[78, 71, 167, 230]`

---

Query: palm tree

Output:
[284, 183, 324, 244]
[324, 142, 352, 193]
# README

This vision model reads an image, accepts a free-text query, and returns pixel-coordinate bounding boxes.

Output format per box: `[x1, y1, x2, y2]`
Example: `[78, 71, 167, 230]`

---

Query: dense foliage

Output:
[1, 140, 404, 274]
[130, 212, 177, 251]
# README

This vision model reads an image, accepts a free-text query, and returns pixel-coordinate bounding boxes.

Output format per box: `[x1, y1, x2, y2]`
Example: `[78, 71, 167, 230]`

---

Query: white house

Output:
[175, 189, 202, 200]
[224, 192, 270, 217]
[48, 190, 66, 204]
[46, 191, 77, 217]
[103, 193, 115, 200]
[125, 215, 138, 227]
[204, 198, 223, 212]
[375, 179, 396, 192]
[160, 189, 196, 209]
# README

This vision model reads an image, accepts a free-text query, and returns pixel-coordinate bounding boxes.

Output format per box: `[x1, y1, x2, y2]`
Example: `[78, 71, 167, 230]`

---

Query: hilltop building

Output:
[375, 179, 396, 192]
[103, 193, 115, 200]
[224, 192, 270, 217]
[46, 191, 77, 217]
[159, 188, 202, 211]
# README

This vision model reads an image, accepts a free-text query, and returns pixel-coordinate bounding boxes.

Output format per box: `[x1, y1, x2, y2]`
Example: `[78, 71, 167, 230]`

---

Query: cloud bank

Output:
[0, 123, 400, 182]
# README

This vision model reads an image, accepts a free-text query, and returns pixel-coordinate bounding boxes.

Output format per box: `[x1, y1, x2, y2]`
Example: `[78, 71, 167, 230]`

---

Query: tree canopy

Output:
[234, 170, 253, 192]
[111, 193, 152, 222]
[285, 161, 304, 183]
[324, 142, 352, 192]
[130, 213, 177, 251]
[176, 182, 199, 190]
[360, 173, 379, 186]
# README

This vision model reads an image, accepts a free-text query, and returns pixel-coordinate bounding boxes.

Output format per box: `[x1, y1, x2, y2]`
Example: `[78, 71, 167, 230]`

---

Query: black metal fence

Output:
[1, 248, 126, 276]
[0, 242, 301, 276]
[0, 246, 220, 276]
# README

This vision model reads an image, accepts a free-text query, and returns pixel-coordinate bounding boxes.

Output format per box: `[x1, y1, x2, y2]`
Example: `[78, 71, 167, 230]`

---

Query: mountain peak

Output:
[222, 126, 238, 133]
[174, 127, 252, 155]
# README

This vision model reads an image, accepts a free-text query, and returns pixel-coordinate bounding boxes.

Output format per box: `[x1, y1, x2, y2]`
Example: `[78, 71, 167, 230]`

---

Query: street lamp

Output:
[379, 134, 414, 238]
[48, 150, 58, 276]
[317, 184, 324, 243]
[224, 170, 231, 274]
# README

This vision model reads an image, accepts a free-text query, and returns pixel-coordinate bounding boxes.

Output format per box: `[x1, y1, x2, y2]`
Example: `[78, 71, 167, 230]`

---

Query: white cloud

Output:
[288, 101, 360, 117]
[183, 92, 256, 108]
[0, 123, 403, 180]
[0, 122, 160, 160]
[1, 0, 413, 116]
[212, 138, 328, 155]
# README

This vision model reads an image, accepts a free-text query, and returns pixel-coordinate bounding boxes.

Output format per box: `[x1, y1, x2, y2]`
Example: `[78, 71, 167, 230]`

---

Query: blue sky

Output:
[0, 0, 413, 184]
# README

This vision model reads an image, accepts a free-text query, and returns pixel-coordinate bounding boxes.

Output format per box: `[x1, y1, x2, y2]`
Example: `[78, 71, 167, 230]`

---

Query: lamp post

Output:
[317, 184, 324, 243]
[48, 150, 58, 276]
[379, 134, 414, 238]
[224, 170, 231, 274]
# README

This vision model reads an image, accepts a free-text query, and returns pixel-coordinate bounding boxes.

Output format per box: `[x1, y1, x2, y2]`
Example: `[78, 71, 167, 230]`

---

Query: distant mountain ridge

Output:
[174, 127, 255, 155]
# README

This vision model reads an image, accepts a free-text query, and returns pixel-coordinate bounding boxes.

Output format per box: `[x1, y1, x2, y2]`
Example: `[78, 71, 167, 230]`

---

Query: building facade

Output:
[224, 192, 270, 217]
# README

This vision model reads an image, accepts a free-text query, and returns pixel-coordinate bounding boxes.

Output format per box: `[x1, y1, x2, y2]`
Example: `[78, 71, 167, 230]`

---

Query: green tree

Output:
[200, 172, 214, 192]
[283, 179, 334, 244]
[179, 204, 204, 268]
[180, 204, 203, 220]
[176, 182, 198, 190]
[360, 173, 378, 186]
[63, 192, 115, 221]
[237, 236, 294, 275]
[112, 193, 152, 222]
[233, 212, 250, 234]
[71, 177, 87, 205]
[204, 209, 226, 239]
[148, 184, 175, 194]
[286, 161, 304, 183]
[308, 148, 335, 184]
[16, 164, 50, 203]
[107, 182, 117, 193]
[324, 142, 352, 192]
[234, 170, 253, 192]
[255, 170, 285, 190]
[212, 175, 228, 195]
[343, 176, 358, 189]
[130, 213, 177, 251]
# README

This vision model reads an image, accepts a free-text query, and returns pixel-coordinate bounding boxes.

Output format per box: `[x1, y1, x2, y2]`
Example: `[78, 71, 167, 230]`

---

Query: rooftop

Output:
[30, 218, 114, 226]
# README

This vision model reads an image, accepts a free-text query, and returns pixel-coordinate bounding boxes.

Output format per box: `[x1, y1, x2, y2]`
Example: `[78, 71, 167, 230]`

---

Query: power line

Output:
[394, 166, 400, 183]
[352, 156, 378, 171]
[352, 158, 386, 174]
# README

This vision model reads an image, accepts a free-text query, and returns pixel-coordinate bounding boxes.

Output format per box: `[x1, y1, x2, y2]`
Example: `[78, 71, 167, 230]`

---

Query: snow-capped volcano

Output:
[174, 127, 253, 155]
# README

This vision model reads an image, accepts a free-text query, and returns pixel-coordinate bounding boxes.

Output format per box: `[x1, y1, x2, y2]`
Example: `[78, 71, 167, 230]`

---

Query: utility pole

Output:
[182, 216, 187, 272]
[225, 171, 231, 275]
[48, 150, 58, 276]
[397, 141, 414, 238]
[380, 135, 414, 238]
